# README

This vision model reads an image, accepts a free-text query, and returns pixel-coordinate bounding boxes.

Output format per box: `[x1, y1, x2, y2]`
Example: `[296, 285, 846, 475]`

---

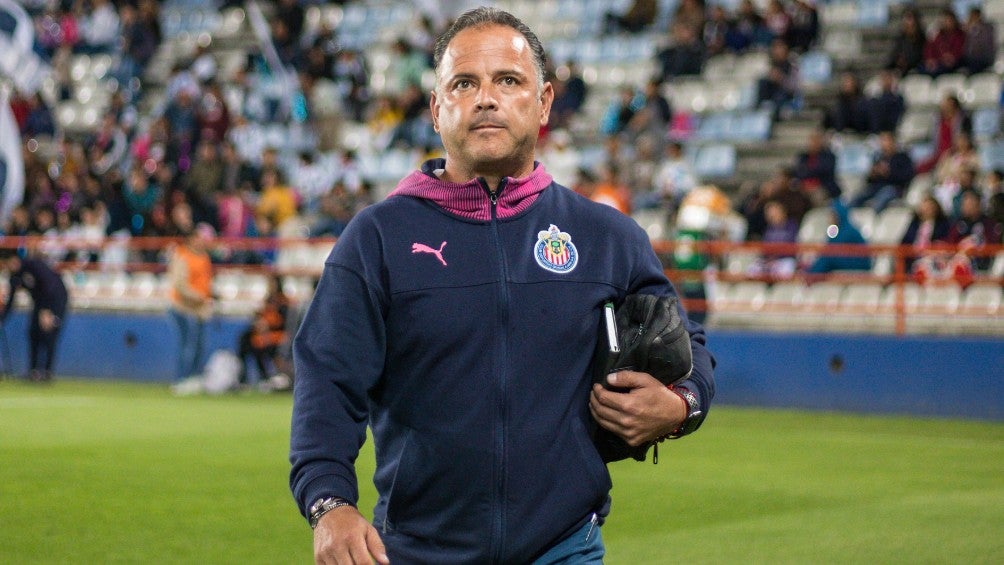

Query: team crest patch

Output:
[534, 224, 578, 273]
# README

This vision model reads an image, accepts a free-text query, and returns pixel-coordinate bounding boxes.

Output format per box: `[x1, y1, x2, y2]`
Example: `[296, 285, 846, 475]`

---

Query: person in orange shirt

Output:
[168, 225, 214, 382]
[589, 163, 632, 215]
[236, 275, 290, 387]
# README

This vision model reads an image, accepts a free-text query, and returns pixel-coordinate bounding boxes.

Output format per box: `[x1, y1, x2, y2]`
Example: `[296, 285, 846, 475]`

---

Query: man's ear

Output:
[430, 89, 440, 133]
[539, 82, 554, 127]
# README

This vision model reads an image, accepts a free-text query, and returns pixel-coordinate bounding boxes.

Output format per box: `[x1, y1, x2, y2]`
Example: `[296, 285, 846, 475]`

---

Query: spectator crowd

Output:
[4, 0, 1004, 285]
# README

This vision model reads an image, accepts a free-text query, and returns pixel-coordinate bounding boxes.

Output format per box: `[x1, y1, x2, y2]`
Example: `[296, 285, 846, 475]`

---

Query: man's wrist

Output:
[308, 496, 354, 529]
[663, 385, 702, 440]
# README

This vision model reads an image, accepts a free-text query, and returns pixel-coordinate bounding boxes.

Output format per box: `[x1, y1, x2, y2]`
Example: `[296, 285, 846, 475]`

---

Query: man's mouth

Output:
[471, 122, 505, 131]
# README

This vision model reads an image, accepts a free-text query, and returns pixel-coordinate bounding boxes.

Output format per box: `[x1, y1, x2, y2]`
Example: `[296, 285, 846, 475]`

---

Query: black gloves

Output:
[592, 293, 693, 462]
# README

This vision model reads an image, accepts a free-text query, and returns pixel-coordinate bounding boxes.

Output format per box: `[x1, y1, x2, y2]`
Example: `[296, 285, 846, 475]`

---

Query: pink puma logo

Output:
[411, 241, 448, 266]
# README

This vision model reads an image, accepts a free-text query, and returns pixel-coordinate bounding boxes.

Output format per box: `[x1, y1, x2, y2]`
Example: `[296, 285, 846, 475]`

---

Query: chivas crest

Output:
[534, 224, 578, 273]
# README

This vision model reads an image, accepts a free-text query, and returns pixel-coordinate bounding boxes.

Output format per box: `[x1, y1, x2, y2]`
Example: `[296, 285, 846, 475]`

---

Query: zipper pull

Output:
[489, 190, 498, 206]
[652, 442, 659, 464]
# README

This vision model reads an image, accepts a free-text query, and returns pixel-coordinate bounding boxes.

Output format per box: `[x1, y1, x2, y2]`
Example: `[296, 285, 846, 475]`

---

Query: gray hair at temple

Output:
[432, 6, 548, 91]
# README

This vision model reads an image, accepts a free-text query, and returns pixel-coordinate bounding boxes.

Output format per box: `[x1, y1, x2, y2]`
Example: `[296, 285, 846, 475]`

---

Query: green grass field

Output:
[1, 379, 1001, 564]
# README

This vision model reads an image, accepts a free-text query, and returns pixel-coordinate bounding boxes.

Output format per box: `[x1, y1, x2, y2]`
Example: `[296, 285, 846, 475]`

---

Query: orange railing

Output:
[1, 236, 1001, 335]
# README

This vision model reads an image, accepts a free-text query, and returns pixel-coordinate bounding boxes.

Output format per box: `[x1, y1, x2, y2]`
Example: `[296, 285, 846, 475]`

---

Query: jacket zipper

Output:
[482, 177, 509, 563]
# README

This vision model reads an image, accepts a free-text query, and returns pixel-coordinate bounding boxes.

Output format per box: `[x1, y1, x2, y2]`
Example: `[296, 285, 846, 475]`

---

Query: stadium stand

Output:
[2, 0, 1002, 335]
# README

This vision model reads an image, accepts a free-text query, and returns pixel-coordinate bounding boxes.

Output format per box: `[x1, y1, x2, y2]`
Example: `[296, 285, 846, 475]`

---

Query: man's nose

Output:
[474, 83, 499, 111]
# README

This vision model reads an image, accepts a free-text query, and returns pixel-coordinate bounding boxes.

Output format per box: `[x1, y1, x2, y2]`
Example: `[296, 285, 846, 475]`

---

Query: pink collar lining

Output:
[389, 159, 553, 221]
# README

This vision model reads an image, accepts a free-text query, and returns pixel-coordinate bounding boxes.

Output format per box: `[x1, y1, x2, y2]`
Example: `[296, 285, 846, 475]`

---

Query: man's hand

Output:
[589, 370, 687, 447]
[38, 309, 57, 332]
[313, 505, 389, 565]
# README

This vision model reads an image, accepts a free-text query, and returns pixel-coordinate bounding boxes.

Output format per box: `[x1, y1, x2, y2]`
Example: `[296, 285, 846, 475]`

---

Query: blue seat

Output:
[799, 51, 832, 86]
[856, 0, 889, 28]
[734, 110, 772, 142]
[693, 144, 737, 179]
[836, 143, 873, 176]
[979, 140, 1004, 171]
[972, 107, 1001, 140]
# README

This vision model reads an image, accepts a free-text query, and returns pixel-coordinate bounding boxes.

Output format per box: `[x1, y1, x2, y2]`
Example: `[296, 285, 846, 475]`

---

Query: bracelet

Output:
[308, 496, 353, 529]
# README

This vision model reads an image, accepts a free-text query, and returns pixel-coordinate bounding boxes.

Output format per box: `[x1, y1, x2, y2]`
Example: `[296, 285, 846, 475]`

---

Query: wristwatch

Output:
[308, 496, 353, 529]
[667, 386, 703, 439]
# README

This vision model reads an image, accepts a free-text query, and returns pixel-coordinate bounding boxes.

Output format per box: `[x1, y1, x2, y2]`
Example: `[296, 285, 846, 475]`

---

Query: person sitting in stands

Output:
[793, 130, 840, 206]
[961, 7, 996, 74]
[850, 131, 915, 213]
[824, 72, 870, 134]
[807, 201, 871, 274]
[920, 8, 967, 77]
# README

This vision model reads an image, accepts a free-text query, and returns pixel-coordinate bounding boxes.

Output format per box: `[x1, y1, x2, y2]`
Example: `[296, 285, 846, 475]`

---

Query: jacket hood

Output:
[388, 158, 553, 221]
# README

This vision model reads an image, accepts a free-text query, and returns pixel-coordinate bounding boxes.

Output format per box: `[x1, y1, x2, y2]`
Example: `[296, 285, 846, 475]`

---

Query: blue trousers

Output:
[169, 309, 205, 381]
[532, 514, 605, 565]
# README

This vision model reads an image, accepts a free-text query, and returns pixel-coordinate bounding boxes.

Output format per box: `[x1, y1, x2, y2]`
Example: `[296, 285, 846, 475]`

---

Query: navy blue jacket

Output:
[290, 160, 715, 563]
[2, 257, 68, 319]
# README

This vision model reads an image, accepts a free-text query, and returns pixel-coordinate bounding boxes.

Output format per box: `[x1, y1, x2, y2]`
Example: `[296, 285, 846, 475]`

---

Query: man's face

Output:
[431, 25, 553, 179]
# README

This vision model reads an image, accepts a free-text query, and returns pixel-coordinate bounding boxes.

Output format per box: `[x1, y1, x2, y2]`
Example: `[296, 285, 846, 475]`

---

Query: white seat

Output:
[897, 110, 935, 144]
[762, 281, 808, 329]
[933, 73, 967, 102]
[871, 206, 914, 244]
[879, 282, 922, 332]
[849, 207, 876, 241]
[798, 206, 834, 244]
[957, 283, 1004, 335]
[917, 284, 962, 333]
[899, 74, 934, 107]
[631, 209, 670, 241]
[801, 282, 846, 329]
[841, 282, 884, 316]
[713, 281, 768, 328]
[962, 73, 1002, 108]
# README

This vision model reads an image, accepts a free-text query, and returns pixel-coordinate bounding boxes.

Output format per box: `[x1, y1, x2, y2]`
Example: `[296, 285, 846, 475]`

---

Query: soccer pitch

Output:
[1, 380, 1001, 564]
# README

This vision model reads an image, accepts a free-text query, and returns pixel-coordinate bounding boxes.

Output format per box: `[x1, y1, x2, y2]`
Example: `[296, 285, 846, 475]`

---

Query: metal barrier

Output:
[1, 236, 1001, 335]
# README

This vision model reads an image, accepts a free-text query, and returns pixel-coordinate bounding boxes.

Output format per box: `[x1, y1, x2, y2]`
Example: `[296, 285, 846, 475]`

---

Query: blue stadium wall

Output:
[2, 312, 1001, 421]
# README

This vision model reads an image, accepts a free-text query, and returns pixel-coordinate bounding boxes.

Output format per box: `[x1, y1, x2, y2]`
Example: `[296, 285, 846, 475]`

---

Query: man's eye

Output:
[456, 80, 472, 89]
[501, 77, 517, 85]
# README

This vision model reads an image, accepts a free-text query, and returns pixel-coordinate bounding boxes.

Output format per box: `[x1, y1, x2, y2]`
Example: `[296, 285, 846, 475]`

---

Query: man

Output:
[793, 130, 840, 205]
[0, 250, 68, 382]
[167, 225, 214, 383]
[850, 131, 914, 213]
[290, 8, 715, 564]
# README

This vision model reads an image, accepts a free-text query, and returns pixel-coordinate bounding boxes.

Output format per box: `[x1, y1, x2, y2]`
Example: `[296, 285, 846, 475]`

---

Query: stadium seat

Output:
[790, 281, 844, 331]
[841, 282, 883, 313]
[857, 0, 889, 27]
[799, 51, 833, 87]
[916, 284, 962, 333]
[734, 51, 769, 81]
[899, 74, 934, 108]
[836, 143, 872, 176]
[797, 206, 834, 244]
[904, 174, 934, 208]
[971, 107, 1001, 141]
[693, 144, 737, 179]
[849, 207, 876, 240]
[870, 206, 914, 244]
[878, 282, 922, 332]
[933, 73, 967, 102]
[962, 73, 1002, 108]
[978, 140, 1004, 171]
[820, 1, 857, 27]
[822, 29, 862, 62]
[897, 110, 935, 144]
[958, 283, 1004, 333]
[631, 209, 671, 240]
[762, 281, 808, 329]
[713, 280, 768, 328]
[702, 54, 736, 81]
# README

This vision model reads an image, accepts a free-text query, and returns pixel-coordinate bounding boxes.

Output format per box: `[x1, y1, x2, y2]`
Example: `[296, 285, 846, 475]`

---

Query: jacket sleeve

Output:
[289, 223, 388, 518]
[628, 224, 716, 435]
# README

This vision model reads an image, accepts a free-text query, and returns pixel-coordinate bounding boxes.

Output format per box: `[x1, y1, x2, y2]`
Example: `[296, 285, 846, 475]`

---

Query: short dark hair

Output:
[432, 6, 547, 88]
